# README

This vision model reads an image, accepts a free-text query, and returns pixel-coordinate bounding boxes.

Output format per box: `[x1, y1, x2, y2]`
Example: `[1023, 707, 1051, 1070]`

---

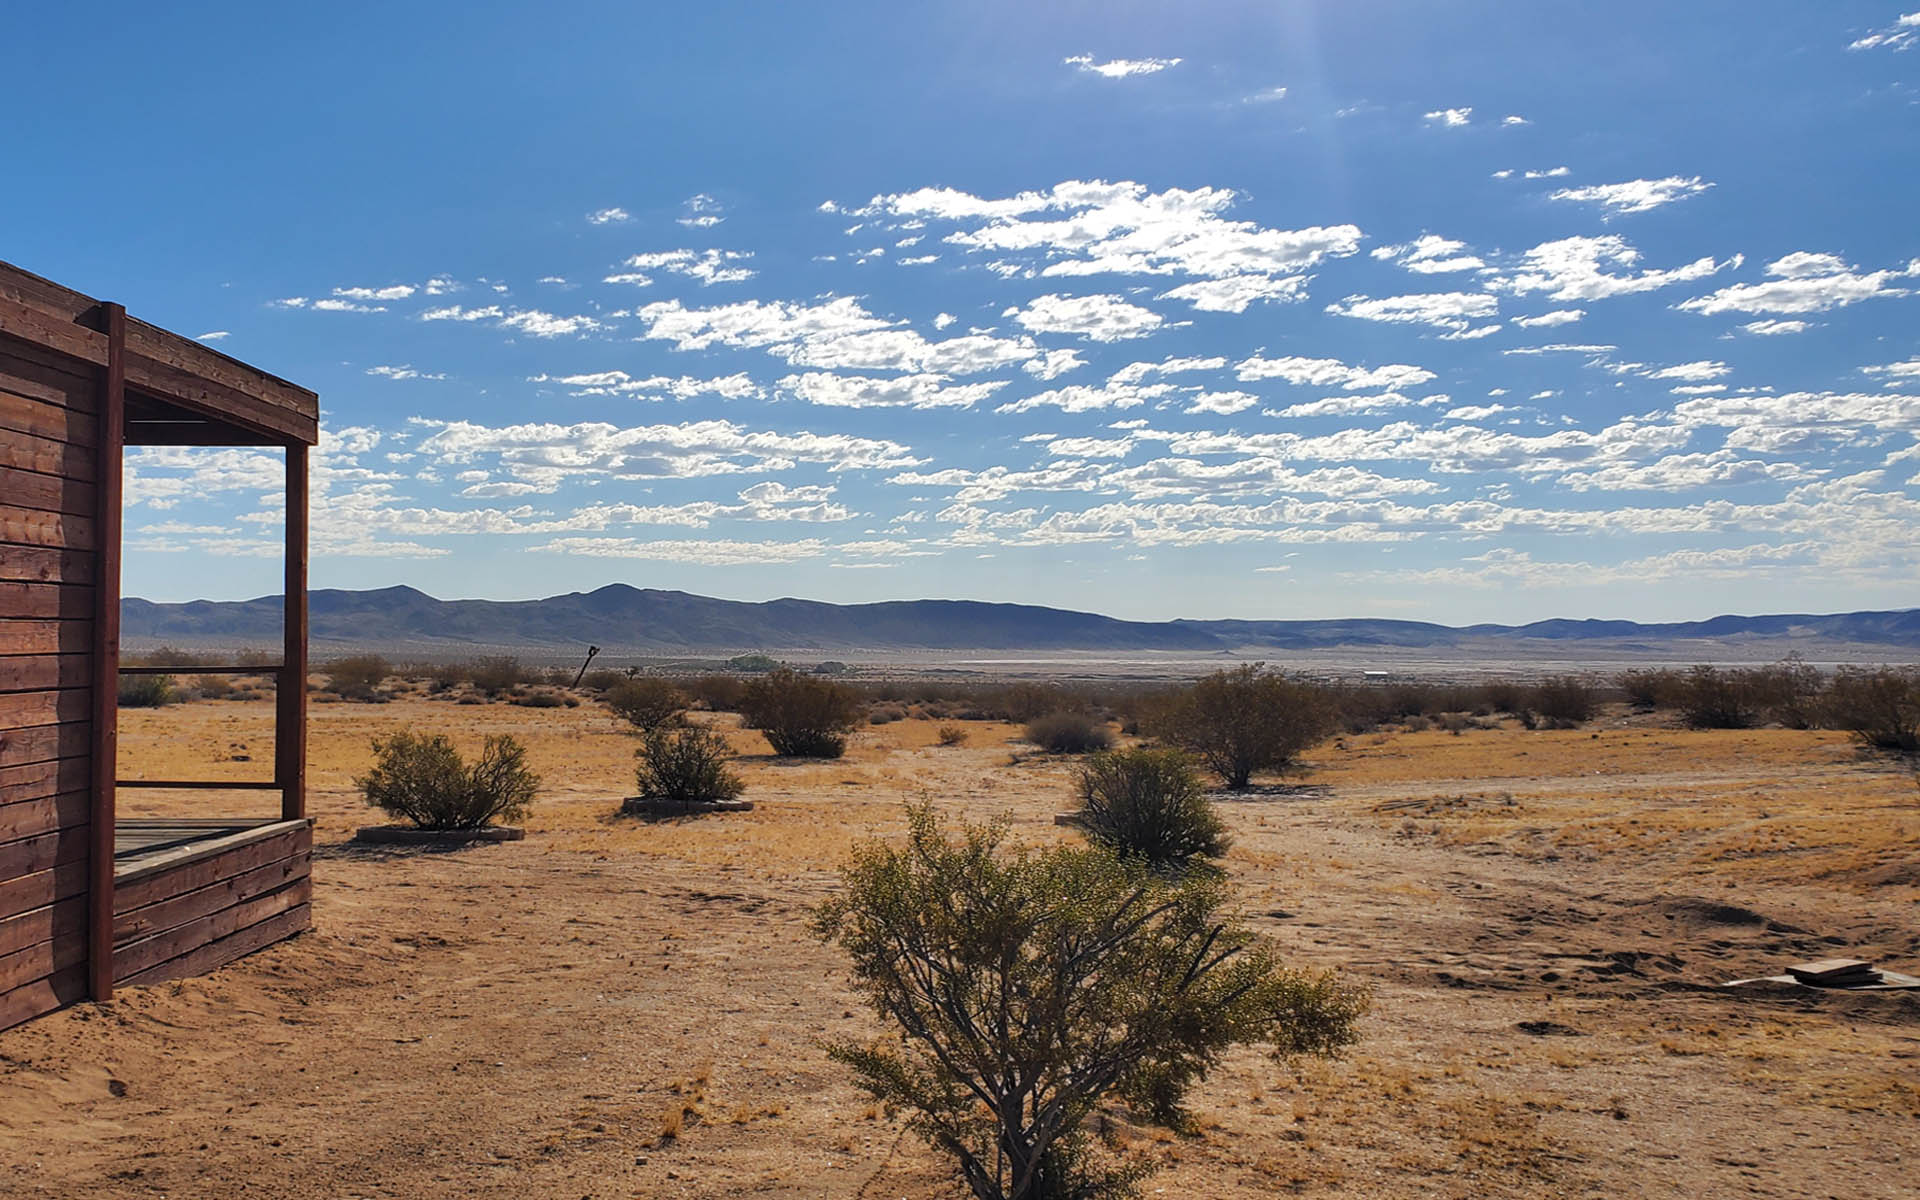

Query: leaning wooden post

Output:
[277, 443, 309, 821]
[87, 303, 126, 1002]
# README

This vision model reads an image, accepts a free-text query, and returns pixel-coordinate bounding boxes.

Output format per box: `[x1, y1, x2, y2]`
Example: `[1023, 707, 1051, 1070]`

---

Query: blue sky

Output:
[8, 2, 1919, 623]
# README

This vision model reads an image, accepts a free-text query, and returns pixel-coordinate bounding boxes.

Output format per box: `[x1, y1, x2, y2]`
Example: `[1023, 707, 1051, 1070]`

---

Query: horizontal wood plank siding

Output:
[118, 903, 309, 989]
[0, 545, 95, 587]
[0, 860, 87, 922]
[0, 789, 89, 843]
[0, 721, 90, 771]
[0, 505, 96, 552]
[0, 895, 84, 959]
[0, 963, 87, 1031]
[0, 429, 94, 481]
[0, 389, 96, 446]
[0, 653, 90, 693]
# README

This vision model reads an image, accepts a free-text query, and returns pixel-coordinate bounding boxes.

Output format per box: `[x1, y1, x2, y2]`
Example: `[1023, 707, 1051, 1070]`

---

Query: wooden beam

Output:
[87, 302, 123, 1004]
[279, 445, 308, 822]
[116, 779, 279, 790]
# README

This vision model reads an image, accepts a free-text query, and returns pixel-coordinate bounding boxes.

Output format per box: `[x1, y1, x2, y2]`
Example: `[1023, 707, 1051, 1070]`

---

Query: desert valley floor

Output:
[3, 695, 1917, 1198]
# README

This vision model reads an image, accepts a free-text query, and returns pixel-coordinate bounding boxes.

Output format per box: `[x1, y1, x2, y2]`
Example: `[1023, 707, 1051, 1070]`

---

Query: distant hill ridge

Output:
[116, 584, 1920, 652]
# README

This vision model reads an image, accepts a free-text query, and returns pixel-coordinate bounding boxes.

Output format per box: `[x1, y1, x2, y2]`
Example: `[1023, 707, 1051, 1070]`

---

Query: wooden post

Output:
[87, 303, 126, 1002]
[277, 444, 308, 821]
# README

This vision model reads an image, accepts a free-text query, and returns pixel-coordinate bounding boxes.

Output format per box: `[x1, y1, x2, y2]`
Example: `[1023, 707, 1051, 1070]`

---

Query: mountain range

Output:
[118, 585, 1920, 654]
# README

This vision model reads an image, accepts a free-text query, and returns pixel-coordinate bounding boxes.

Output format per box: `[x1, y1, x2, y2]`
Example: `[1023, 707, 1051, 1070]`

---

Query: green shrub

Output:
[1527, 675, 1596, 729]
[727, 653, 781, 673]
[511, 691, 569, 708]
[605, 678, 689, 731]
[739, 667, 862, 758]
[118, 674, 175, 708]
[356, 731, 539, 829]
[814, 805, 1365, 1200]
[468, 656, 524, 696]
[683, 673, 747, 712]
[1074, 748, 1226, 876]
[1024, 710, 1115, 755]
[630, 725, 745, 808]
[194, 673, 234, 700]
[325, 654, 391, 702]
[1822, 666, 1920, 753]
[1151, 664, 1337, 789]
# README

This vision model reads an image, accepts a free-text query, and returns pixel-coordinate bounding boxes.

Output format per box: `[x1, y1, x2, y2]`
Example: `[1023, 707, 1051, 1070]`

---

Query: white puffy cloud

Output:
[1002, 293, 1164, 341]
[1741, 319, 1812, 336]
[778, 372, 1008, 409]
[1158, 274, 1309, 312]
[1491, 235, 1736, 301]
[1677, 252, 1916, 316]
[1849, 12, 1920, 52]
[1549, 176, 1713, 216]
[588, 207, 632, 225]
[1110, 356, 1227, 385]
[1326, 291, 1498, 332]
[1371, 235, 1485, 274]
[1063, 54, 1181, 77]
[1424, 107, 1472, 127]
[412, 417, 922, 481]
[1862, 358, 1920, 384]
[367, 365, 447, 381]
[994, 380, 1178, 414]
[1022, 348, 1085, 380]
[1512, 309, 1584, 327]
[1234, 354, 1436, 391]
[531, 370, 763, 400]
[536, 537, 829, 564]
[606, 249, 756, 286]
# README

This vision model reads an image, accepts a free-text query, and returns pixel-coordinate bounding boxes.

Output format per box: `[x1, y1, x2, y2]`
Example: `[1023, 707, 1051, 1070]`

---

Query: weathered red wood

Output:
[0, 654, 88, 693]
[0, 389, 96, 446]
[0, 619, 92, 655]
[125, 352, 311, 444]
[113, 874, 310, 981]
[0, 826, 89, 882]
[113, 849, 308, 945]
[0, 859, 87, 922]
[116, 901, 309, 989]
[113, 823, 307, 910]
[0, 298, 108, 367]
[0, 757, 89, 802]
[0, 895, 85, 959]
[0, 689, 89, 729]
[0, 429, 94, 481]
[0, 582, 92, 620]
[279, 444, 308, 821]
[0, 721, 89, 771]
[88, 301, 123, 1003]
[0, 927, 85, 993]
[0, 467, 95, 518]
[0, 506, 96, 551]
[0, 963, 87, 1031]
[0, 789, 89, 844]
[0, 544, 95, 586]
[117, 779, 279, 790]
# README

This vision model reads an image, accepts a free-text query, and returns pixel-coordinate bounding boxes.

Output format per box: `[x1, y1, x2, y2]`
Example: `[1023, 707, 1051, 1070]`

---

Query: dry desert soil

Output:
[3, 690, 1918, 1198]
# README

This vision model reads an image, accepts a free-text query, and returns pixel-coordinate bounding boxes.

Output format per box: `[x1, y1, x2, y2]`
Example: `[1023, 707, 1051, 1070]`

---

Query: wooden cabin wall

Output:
[0, 329, 98, 1031]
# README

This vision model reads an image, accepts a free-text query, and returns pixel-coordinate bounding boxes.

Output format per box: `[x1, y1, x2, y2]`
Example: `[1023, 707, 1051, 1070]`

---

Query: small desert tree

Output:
[815, 805, 1366, 1200]
[357, 731, 539, 829]
[1151, 664, 1336, 789]
[605, 677, 689, 732]
[325, 654, 391, 701]
[1074, 748, 1227, 876]
[738, 667, 862, 757]
[629, 725, 745, 809]
[1822, 666, 1920, 753]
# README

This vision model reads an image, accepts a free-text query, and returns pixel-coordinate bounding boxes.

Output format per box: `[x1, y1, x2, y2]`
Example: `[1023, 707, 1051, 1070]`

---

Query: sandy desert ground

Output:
[3, 690, 1918, 1198]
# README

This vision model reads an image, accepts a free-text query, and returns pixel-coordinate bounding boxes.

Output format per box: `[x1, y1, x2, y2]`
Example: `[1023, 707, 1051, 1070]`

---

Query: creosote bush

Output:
[1024, 710, 1114, 755]
[605, 677, 690, 731]
[936, 724, 969, 747]
[1074, 748, 1227, 876]
[117, 674, 175, 708]
[468, 655, 525, 697]
[630, 725, 745, 809]
[1526, 675, 1596, 729]
[356, 731, 539, 829]
[1822, 666, 1920, 753]
[324, 654, 391, 701]
[1151, 664, 1337, 789]
[739, 667, 862, 758]
[814, 805, 1365, 1200]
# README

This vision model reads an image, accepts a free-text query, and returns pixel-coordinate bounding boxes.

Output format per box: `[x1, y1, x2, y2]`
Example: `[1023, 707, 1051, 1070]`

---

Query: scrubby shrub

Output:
[468, 656, 524, 697]
[605, 677, 689, 731]
[728, 653, 781, 673]
[1677, 664, 1762, 729]
[118, 674, 175, 708]
[357, 731, 539, 829]
[630, 725, 745, 808]
[578, 668, 627, 692]
[234, 648, 279, 669]
[683, 673, 747, 712]
[1750, 655, 1824, 728]
[194, 673, 234, 700]
[813, 660, 850, 675]
[1617, 668, 1680, 711]
[936, 724, 968, 747]
[1527, 675, 1596, 728]
[739, 667, 862, 757]
[815, 805, 1365, 1200]
[325, 654, 391, 701]
[131, 645, 200, 668]
[1023, 710, 1114, 755]
[868, 703, 908, 725]
[1822, 666, 1920, 753]
[512, 691, 570, 708]
[1074, 748, 1226, 876]
[1151, 664, 1338, 789]
[994, 682, 1080, 724]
